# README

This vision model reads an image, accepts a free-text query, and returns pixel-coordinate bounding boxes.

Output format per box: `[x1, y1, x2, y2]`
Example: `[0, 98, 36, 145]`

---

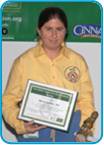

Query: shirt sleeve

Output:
[2, 58, 27, 134]
[76, 57, 95, 127]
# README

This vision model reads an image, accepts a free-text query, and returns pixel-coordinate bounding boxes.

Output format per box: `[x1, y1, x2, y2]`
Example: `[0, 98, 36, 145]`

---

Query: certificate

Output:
[18, 80, 77, 131]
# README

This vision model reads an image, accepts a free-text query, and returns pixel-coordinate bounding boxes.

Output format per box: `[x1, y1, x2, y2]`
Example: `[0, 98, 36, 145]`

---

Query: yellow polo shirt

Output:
[2, 42, 94, 134]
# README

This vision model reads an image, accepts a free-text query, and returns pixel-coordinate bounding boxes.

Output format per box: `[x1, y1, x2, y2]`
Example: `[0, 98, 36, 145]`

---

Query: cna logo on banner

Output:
[73, 24, 101, 38]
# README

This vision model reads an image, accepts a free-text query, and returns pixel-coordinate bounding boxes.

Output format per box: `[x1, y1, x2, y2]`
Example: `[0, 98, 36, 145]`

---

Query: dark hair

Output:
[38, 7, 68, 31]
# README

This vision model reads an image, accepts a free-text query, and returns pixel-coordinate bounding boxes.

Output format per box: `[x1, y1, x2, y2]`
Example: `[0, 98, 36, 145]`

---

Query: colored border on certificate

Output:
[19, 80, 76, 130]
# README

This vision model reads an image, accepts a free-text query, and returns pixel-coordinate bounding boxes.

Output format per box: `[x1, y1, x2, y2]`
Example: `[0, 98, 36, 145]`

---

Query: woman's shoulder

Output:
[14, 46, 38, 65]
[17, 45, 38, 58]
[66, 46, 85, 61]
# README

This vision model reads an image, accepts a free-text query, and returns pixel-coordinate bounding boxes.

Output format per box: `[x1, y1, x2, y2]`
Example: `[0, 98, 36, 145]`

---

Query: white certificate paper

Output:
[18, 80, 77, 131]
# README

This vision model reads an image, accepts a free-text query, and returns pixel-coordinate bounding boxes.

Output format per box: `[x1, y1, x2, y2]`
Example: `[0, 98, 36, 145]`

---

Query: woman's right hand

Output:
[24, 121, 47, 134]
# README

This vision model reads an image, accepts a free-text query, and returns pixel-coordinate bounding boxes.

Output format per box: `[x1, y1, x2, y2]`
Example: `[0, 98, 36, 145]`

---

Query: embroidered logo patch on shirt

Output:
[64, 66, 80, 83]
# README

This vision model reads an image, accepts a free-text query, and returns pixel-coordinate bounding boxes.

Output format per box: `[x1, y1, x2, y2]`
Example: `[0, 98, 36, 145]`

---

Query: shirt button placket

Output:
[51, 62, 56, 82]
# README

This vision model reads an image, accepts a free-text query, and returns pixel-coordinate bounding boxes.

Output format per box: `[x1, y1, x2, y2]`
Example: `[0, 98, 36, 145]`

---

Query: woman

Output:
[3, 7, 95, 142]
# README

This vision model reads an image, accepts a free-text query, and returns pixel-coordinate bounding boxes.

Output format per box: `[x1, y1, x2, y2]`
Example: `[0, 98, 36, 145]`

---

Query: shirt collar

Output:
[33, 40, 70, 58]
[33, 41, 45, 57]
[60, 42, 70, 58]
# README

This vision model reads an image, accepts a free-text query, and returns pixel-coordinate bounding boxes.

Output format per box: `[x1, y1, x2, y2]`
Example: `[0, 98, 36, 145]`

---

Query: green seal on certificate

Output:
[18, 80, 77, 131]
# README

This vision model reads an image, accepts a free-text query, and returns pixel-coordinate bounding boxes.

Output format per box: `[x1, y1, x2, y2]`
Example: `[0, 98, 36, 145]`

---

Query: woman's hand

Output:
[75, 131, 93, 142]
[75, 134, 86, 142]
[24, 121, 47, 134]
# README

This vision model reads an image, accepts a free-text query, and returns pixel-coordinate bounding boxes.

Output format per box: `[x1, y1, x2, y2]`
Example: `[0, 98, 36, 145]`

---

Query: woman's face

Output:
[38, 18, 66, 50]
